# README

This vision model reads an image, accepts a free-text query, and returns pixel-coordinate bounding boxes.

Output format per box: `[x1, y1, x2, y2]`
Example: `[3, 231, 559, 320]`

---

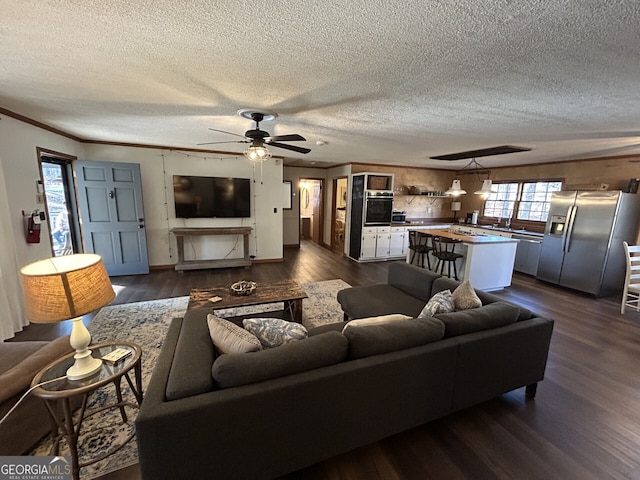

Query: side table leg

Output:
[61, 397, 81, 480]
[43, 400, 61, 456]
[113, 377, 128, 423]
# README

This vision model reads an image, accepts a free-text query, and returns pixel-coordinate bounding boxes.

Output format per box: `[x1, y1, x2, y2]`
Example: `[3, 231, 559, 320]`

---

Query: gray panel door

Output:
[75, 161, 149, 276]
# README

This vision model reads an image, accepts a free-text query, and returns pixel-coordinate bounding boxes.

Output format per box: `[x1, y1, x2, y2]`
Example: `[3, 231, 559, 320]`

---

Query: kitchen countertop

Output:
[393, 221, 544, 238]
[475, 225, 544, 237]
[409, 227, 518, 244]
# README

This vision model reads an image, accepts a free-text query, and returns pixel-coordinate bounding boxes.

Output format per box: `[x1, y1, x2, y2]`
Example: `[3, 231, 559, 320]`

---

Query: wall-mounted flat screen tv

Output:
[173, 175, 251, 218]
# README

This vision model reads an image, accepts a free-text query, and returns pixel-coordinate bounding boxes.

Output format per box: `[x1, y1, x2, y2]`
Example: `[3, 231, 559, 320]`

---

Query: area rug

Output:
[29, 278, 350, 479]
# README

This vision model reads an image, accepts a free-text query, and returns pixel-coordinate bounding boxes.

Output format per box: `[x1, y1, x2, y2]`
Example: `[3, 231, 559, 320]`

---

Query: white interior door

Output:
[75, 161, 149, 276]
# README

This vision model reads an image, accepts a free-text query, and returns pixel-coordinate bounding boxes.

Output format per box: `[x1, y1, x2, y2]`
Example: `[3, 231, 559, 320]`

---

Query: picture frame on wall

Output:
[338, 186, 347, 208]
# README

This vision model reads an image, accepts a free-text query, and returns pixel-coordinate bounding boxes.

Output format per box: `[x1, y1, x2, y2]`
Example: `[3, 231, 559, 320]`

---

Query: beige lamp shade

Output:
[445, 179, 467, 196]
[20, 254, 115, 323]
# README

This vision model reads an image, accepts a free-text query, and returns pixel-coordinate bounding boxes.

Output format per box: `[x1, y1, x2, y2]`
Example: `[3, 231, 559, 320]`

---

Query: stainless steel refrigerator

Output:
[536, 190, 640, 297]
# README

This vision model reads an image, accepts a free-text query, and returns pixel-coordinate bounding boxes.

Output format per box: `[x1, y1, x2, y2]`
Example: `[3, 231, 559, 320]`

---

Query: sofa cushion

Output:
[387, 262, 441, 303]
[166, 311, 216, 401]
[343, 317, 445, 359]
[212, 331, 348, 388]
[452, 280, 482, 310]
[435, 301, 520, 338]
[207, 315, 262, 354]
[242, 318, 308, 348]
[418, 290, 454, 318]
[342, 313, 412, 332]
[337, 284, 426, 319]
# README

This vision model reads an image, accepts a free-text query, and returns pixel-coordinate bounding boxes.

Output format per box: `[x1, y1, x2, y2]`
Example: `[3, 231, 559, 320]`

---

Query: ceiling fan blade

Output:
[267, 142, 311, 154]
[268, 134, 306, 142]
[197, 140, 248, 146]
[208, 128, 248, 139]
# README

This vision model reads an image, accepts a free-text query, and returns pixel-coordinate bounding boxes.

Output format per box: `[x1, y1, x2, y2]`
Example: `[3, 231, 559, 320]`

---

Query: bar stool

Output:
[408, 230, 432, 269]
[432, 236, 463, 279]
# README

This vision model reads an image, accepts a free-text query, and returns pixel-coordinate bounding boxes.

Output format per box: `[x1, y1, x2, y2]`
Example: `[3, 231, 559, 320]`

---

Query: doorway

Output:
[332, 177, 348, 253]
[38, 151, 81, 256]
[299, 179, 323, 244]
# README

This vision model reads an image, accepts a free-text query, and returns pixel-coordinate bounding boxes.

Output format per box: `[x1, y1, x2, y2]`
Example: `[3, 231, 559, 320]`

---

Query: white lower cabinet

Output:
[360, 226, 407, 260]
[389, 226, 407, 258]
[360, 227, 378, 259]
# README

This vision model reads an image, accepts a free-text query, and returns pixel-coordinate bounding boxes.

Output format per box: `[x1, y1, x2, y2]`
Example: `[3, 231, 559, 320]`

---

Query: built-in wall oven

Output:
[364, 191, 393, 225]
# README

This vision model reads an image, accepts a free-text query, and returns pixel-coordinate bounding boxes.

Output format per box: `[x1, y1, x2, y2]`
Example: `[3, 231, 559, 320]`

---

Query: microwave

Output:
[391, 211, 407, 223]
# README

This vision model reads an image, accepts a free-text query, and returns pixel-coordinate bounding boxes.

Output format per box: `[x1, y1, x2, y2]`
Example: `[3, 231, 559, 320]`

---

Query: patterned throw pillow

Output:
[452, 280, 482, 310]
[242, 318, 308, 348]
[207, 314, 262, 354]
[418, 290, 455, 318]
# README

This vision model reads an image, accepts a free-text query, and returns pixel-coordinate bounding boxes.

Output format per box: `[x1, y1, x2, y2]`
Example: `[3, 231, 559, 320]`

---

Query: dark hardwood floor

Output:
[13, 240, 640, 480]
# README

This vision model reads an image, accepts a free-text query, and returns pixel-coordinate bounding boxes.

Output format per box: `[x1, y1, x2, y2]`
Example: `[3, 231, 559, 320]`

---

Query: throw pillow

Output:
[452, 280, 482, 311]
[207, 315, 262, 354]
[418, 290, 454, 318]
[342, 314, 413, 333]
[242, 318, 308, 348]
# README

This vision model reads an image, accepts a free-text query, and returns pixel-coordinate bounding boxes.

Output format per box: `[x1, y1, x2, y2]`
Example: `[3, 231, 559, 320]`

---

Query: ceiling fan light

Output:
[445, 179, 467, 196]
[474, 179, 497, 198]
[244, 145, 271, 162]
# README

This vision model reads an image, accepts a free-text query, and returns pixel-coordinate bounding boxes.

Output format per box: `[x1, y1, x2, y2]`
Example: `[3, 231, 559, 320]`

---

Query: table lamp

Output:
[451, 201, 461, 221]
[20, 254, 115, 380]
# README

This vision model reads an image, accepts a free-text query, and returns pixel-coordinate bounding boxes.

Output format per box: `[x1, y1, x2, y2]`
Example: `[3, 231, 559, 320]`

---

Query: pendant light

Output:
[474, 179, 497, 198]
[445, 179, 467, 196]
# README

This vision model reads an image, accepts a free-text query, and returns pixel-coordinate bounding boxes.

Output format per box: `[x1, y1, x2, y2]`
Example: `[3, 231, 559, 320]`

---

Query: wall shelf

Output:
[399, 194, 449, 205]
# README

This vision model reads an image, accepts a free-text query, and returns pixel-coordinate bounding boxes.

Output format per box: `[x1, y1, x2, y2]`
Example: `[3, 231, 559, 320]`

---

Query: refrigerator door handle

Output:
[564, 205, 577, 252]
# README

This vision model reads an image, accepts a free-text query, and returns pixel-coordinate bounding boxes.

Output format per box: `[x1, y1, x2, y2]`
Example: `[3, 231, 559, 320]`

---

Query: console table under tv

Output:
[170, 227, 252, 271]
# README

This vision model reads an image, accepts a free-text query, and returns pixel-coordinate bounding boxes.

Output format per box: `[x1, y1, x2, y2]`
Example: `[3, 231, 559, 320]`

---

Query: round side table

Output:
[30, 341, 143, 480]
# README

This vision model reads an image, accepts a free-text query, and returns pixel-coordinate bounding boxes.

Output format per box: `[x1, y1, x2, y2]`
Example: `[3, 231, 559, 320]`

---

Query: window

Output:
[483, 180, 562, 223]
[484, 182, 519, 219]
[518, 181, 562, 221]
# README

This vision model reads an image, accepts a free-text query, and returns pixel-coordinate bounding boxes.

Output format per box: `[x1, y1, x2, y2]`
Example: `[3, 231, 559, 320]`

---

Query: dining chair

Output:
[621, 241, 640, 314]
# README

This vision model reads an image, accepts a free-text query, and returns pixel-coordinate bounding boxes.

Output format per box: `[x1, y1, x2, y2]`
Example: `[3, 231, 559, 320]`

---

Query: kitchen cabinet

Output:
[389, 226, 407, 257]
[358, 226, 408, 260]
[360, 231, 378, 259]
[376, 228, 391, 257]
[347, 172, 400, 262]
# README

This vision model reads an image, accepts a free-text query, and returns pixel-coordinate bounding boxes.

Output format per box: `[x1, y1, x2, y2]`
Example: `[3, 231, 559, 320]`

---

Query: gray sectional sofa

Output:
[135, 262, 553, 480]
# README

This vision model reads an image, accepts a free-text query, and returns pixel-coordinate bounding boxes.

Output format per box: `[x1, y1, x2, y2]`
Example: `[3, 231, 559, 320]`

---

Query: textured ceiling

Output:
[1, 0, 640, 169]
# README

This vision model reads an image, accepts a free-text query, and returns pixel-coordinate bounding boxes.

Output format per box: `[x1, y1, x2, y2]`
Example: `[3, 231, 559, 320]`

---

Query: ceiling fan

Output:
[198, 109, 311, 154]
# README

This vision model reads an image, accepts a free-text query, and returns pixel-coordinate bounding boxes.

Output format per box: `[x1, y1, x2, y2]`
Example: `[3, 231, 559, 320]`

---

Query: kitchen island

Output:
[407, 227, 518, 291]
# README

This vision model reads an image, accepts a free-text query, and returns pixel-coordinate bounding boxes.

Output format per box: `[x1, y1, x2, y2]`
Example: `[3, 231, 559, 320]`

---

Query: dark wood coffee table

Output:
[188, 280, 308, 323]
